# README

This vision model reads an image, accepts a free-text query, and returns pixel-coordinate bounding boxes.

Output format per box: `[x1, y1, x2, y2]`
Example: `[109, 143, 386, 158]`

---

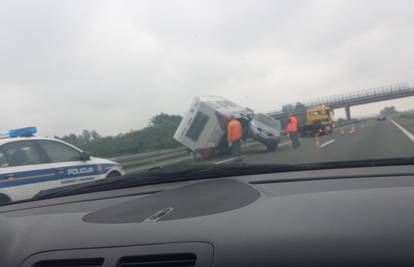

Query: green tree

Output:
[81, 130, 92, 144]
[58, 113, 183, 157]
[282, 104, 294, 114]
[294, 102, 307, 114]
[150, 113, 182, 127]
[91, 129, 102, 140]
[380, 106, 398, 116]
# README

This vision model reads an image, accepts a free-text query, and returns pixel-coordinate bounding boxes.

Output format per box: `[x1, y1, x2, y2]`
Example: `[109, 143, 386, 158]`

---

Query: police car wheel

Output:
[0, 194, 11, 205]
[106, 171, 122, 178]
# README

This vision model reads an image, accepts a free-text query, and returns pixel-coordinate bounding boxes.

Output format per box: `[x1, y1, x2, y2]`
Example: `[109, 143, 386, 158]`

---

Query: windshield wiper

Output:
[32, 157, 414, 201]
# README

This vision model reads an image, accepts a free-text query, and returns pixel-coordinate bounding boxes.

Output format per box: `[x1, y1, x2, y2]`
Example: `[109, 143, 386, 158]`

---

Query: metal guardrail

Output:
[111, 138, 291, 172]
[110, 147, 190, 173]
[109, 140, 279, 173]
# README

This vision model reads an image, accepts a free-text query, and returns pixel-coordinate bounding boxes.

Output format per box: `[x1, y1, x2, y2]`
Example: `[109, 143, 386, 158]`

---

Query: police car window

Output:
[0, 151, 9, 167]
[37, 141, 81, 163]
[2, 141, 45, 166]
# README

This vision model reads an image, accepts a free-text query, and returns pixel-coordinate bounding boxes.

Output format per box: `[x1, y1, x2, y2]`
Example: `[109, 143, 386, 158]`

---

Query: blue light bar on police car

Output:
[8, 127, 37, 137]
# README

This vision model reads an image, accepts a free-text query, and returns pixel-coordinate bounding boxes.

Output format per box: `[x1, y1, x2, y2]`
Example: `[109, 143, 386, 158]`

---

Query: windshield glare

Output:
[1, 1, 414, 204]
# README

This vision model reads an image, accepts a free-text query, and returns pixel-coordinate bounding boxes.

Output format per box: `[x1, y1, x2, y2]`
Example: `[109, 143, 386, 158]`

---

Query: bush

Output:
[58, 113, 183, 157]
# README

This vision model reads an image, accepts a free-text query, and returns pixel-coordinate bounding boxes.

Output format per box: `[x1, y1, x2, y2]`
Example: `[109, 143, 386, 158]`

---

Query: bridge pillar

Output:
[345, 105, 351, 120]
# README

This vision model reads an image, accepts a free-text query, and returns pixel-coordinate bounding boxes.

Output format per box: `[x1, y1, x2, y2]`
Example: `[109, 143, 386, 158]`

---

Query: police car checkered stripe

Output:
[0, 163, 117, 188]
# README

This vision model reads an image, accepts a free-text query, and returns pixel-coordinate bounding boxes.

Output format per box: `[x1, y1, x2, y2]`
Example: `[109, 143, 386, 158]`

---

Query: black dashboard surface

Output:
[1, 165, 414, 267]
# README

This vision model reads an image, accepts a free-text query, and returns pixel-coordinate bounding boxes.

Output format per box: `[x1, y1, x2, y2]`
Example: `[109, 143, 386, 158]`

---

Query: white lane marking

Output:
[390, 119, 414, 143]
[214, 141, 291, 164]
[279, 141, 290, 147]
[214, 158, 236, 165]
[320, 139, 336, 148]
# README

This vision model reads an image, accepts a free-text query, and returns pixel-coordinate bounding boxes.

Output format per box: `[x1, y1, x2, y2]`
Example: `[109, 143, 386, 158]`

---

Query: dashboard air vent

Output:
[117, 253, 196, 267]
[33, 258, 104, 267]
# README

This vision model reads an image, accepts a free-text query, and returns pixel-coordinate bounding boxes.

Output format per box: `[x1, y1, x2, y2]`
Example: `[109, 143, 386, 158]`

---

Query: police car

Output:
[0, 127, 124, 204]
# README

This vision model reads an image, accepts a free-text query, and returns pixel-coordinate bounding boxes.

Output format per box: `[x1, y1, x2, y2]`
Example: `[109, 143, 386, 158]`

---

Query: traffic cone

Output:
[315, 134, 321, 149]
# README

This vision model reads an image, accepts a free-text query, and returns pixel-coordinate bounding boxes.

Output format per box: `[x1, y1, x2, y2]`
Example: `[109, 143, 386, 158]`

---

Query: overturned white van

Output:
[173, 96, 281, 158]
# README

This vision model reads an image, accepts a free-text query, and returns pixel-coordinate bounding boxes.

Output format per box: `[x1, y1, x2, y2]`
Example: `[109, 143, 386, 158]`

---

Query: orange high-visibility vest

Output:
[227, 119, 243, 142]
[287, 115, 299, 132]
[286, 122, 298, 132]
[290, 115, 298, 125]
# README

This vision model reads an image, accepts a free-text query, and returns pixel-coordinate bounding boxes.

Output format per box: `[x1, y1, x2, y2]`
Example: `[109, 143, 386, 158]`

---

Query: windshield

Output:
[1, 1, 414, 205]
[311, 111, 329, 116]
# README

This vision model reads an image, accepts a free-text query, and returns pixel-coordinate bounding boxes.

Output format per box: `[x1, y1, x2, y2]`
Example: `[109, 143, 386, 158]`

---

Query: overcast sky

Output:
[1, 0, 414, 136]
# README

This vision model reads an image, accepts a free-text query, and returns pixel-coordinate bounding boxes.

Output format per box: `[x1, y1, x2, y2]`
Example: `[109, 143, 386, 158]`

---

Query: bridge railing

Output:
[303, 83, 412, 108]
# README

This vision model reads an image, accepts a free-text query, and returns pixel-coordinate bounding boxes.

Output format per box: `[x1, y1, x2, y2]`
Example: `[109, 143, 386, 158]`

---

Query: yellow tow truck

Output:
[297, 105, 335, 136]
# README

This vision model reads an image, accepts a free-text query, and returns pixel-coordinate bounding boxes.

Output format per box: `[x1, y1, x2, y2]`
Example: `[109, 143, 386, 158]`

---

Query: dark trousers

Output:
[231, 140, 241, 156]
[289, 132, 301, 149]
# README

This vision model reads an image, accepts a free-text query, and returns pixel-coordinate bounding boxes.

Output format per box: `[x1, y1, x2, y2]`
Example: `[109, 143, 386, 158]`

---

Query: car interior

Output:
[0, 163, 413, 266]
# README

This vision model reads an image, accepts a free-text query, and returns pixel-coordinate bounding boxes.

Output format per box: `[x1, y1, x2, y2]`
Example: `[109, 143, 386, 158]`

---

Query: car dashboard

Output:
[1, 164, 414, 266]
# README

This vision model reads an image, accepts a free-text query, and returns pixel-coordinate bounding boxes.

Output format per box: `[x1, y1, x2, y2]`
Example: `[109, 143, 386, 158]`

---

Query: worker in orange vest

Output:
[227, 115, 243, 157]
[287, 114, 300, 149]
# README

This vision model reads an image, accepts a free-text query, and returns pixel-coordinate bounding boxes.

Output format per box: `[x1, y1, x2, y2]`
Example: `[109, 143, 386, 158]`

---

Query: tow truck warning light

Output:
[8, 127, 37, 137]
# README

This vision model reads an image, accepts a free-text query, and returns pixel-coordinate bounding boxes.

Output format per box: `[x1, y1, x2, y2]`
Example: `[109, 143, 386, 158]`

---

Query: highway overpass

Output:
[268, 83, 414, 120]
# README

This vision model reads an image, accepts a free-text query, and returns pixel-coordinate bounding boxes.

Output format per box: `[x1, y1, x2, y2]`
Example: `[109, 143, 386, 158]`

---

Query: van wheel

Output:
[106, 171, 122, 178]
[266, 142, 278, 152]
[201, 148, 215, 159]
[0, 194, 11, 205]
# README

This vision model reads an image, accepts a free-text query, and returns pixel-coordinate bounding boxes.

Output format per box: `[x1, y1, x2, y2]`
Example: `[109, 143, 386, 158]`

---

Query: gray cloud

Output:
[1, 0, 413, 136]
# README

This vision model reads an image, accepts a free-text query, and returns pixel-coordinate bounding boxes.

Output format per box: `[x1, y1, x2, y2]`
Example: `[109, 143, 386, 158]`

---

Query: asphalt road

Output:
[232, 119, 414, 165]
